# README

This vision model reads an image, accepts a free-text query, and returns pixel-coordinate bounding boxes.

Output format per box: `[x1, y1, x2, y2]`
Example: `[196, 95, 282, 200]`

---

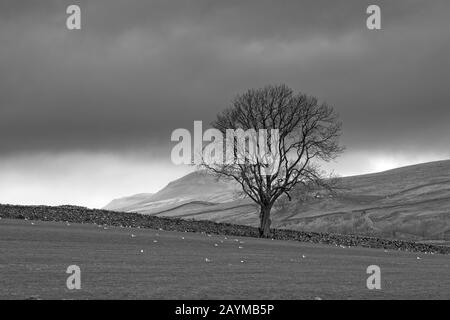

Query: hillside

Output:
[103, 171, 239, 214]
[104, 160, 450, 241]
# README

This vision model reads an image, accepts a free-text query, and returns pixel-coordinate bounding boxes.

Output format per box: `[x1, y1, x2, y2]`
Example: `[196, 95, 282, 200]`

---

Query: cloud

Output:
[0, 151, 191, 208]
[0, 0, 448, 206]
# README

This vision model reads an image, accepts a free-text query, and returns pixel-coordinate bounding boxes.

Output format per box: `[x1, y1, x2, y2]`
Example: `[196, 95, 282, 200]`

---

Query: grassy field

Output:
[0, 218, 449, 300]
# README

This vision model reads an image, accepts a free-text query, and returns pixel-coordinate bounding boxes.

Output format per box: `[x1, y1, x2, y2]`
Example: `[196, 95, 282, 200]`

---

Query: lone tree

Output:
[202, 84, 343, 237]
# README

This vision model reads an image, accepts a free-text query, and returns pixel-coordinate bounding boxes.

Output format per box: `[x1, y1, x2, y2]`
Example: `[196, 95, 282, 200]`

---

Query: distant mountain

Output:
[104, 160, 450, 241]
[104, 193, 154, 212]
[103, 171, 240, 214]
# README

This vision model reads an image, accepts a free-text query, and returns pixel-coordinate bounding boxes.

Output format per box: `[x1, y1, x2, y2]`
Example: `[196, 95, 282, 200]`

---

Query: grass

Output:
[0, 219, 449, 300]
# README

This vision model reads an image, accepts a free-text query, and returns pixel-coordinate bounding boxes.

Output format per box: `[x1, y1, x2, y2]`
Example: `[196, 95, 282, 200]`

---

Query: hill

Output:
[104, 160, 450, 241]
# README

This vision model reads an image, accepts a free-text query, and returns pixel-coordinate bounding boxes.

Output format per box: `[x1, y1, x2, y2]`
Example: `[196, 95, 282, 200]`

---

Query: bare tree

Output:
[201, 84, 343, 237]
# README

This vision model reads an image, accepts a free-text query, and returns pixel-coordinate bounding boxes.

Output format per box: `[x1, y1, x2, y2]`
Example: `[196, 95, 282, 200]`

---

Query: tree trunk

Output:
[259, 205, 272, 238]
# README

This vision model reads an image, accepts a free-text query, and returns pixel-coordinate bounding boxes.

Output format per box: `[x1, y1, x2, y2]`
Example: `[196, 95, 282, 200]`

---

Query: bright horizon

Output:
[0, 151, 448, 209]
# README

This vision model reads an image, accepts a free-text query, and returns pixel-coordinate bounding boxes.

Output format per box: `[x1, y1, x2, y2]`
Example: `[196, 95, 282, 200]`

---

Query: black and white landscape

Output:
[0, 0, 449, 301]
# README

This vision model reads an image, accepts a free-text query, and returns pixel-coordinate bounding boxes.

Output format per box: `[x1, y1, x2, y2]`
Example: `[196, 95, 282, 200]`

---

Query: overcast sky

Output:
[0, 0, 449, 208]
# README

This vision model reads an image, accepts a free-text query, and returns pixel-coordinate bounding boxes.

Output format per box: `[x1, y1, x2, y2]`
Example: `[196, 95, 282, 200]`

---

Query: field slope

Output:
[105, 160, 450, 241]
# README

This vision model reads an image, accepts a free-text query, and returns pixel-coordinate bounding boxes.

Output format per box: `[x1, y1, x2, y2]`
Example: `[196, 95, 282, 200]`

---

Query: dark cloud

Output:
[0, 0, 449, 155]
